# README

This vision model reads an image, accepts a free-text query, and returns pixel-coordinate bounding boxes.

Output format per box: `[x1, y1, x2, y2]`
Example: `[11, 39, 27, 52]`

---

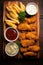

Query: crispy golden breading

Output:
[30, 31, 36, 35]
[23, 52, 37, 56]
[28, 45, 40, 52]
[18, 23, 30, 30]
[25, 16, 36, 23]
[19, 31, 37, 40]
[26, 32, 38, 40]
[30, 24, 36, 30]
[19, 32, 26, 40]
[20, 40, 35, 47]
[18, 23, 36, 31]
[20, 47, 28, 53]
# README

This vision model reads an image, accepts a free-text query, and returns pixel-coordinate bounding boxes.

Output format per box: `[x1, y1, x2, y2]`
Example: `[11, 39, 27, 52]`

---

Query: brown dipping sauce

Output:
[6, 28, 17, 40]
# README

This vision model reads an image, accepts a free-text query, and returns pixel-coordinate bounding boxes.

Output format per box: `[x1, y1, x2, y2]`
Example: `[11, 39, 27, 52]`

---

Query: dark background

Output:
[0, 0, 43, 65]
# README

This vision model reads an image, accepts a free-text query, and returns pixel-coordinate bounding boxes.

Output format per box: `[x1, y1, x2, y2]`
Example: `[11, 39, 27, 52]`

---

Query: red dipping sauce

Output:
[6, 28, 17, 40]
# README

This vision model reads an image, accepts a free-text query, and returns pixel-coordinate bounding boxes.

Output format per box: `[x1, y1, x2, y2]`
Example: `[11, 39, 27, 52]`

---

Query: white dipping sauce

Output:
[5, 43, 19, 56]
[26, 2, 38, 15]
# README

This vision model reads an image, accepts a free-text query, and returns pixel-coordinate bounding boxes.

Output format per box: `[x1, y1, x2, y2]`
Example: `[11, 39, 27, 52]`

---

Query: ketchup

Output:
[6, 28, 17, 40]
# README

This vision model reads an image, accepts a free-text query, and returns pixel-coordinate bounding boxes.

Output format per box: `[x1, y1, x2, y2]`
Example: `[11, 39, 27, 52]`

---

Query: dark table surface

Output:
[0, 0, 43, 64]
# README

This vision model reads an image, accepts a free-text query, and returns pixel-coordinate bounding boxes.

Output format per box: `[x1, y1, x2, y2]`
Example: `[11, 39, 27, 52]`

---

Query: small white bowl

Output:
[4, 27, 19, 42]
[26, 2, 38, 15]
[5, 43, 19, 57]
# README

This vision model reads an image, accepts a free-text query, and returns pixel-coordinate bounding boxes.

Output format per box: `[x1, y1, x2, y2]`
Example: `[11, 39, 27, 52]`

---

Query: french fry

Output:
[13, 4, 22, 13]
[6, 6, 11, 11]
[5, 18, 20, 24]
[11, 19, 20, 24]
[6, 12, 14, 20]
[7, 2, 11, 6]
[8, 5, 18, 18]
[13, 5, 20, 13]
[9, 12, 18, 19]
[5, 20, 17, 29]
[20, 2, 25, 11]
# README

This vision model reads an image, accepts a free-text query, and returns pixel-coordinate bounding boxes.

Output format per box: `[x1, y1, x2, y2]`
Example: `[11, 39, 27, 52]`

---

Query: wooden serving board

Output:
[3, 1, 40, 59]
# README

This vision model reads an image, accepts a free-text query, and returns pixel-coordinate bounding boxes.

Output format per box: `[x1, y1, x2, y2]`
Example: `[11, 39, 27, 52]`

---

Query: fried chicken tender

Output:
[25, 16, 36, 23]
[30, 23, 36, 30]
[26, 32, 38, 40]
[21, 40, 35, 47]
[19, 32, 26, 40]
[18, 23, 31, 30]
[28, 45, 40, 52]
[19, 31, 37, 40]
[23, 52, 37, 56]
[18, 23, 36, 31]
[20, 47, 28, 53]
[30, 31, 36, 35]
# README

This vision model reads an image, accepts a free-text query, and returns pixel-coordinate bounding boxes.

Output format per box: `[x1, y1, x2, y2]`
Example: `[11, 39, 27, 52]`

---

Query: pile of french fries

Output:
[5, 2, 25, 29]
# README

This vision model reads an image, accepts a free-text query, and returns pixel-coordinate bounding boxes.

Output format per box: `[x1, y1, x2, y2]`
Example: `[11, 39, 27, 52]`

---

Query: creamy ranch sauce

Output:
[26, 4, 38, 15]
[6, 44, 18, 55]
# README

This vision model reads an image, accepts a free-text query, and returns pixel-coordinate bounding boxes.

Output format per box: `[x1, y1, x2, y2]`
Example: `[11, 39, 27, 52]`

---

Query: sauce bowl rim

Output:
[4, 27, 19, 42]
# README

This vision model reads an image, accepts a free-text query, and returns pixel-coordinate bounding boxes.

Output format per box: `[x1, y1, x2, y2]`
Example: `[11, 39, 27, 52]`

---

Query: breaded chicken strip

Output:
[26, 32, 38, 40]
[21, 40, 35, 47]
[28, 45, 40, 52]
[19, 32, 26, 40]
[18, 23, 36, 31]
[25, 16, 36, 23]
[30, 24, 36, 31]
[28, 31, 36, 35]
[23, 52, 37, 56]
[18, 23, 31, 30]
[20, 47, 28, 53]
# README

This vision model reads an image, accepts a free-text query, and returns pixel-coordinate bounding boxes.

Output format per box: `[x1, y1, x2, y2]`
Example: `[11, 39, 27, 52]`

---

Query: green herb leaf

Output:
[18, 12, 26, 22]
[16, 40, 21, 49]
